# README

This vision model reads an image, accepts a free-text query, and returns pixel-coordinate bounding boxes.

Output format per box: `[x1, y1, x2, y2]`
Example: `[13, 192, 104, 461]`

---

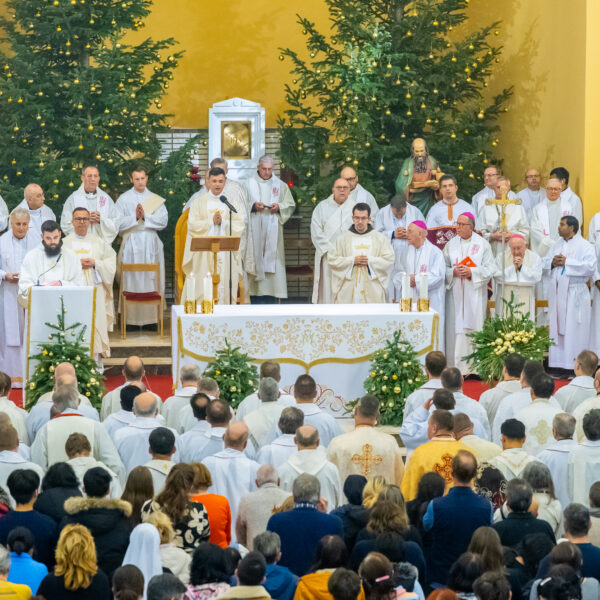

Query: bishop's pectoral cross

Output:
[485, 191, 522, 317]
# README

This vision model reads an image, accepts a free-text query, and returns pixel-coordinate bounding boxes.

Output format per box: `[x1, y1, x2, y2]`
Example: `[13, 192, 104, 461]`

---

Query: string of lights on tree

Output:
[277, 0, 512, 205]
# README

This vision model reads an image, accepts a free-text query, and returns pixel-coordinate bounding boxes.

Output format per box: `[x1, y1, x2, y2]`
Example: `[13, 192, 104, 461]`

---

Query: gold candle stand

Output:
[417, 298, 430, 312]
[184, 300, 196, 314]
[400, 298, 412, 312]
[201, 300, 214, 314]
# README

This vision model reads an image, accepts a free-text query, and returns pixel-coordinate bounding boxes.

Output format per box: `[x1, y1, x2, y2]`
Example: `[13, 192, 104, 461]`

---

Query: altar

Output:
[172, 304, 439, 417]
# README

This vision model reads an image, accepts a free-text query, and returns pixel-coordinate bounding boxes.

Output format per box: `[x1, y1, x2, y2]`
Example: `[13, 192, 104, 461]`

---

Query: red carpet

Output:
[463, 378, 569, 400]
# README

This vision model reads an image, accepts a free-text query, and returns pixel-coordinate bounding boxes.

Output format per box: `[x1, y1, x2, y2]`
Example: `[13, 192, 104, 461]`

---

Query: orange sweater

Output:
[294, 570, 366, 600]
[192, 493, 231, 548]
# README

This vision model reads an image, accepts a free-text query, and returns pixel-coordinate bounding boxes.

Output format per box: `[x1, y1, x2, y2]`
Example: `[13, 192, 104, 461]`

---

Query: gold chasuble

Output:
[401, 436, 471, 501]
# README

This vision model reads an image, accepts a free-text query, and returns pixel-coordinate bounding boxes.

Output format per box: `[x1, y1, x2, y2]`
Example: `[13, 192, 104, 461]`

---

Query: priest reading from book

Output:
[327, 202, 394, 303]
[18, 219, 84, 306]
[115, 165, 168, 327]
[443, 212, 497, 373]
[63, 207, 117, 361]
[494, 234, 542, 317]
[182, 167, 245, 304]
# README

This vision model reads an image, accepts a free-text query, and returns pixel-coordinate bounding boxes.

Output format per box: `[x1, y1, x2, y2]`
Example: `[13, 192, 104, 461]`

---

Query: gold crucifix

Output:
[484, 191, 522, 231]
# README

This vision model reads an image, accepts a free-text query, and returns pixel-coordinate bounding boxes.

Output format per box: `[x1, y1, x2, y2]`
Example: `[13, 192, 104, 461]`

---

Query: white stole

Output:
[247, 176, 281, 280]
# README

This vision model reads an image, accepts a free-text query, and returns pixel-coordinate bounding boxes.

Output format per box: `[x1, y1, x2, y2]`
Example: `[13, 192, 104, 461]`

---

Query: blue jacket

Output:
[8, 552, 48, 594]
[423, 486, 492, 586]
[267, 506, 343, 576]
[264, 563, 298, 600]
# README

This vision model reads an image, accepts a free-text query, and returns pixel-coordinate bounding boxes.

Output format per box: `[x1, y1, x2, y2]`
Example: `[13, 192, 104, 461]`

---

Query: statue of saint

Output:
[395, 137, 443, 217]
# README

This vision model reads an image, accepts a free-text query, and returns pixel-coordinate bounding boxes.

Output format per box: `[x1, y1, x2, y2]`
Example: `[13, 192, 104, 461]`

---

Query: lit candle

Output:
[402, 273, 411, 300]
[419, 273, 428, 300]
[203, 273, 213, 301]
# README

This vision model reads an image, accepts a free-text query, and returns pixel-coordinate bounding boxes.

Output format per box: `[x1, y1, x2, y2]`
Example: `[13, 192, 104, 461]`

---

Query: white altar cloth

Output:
[172, 304, 439, 417]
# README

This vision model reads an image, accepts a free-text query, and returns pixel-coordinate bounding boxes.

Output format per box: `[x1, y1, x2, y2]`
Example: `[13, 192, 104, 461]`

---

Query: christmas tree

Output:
[27, 296, 105, 410]
[278, 0, 512, 206]
[0, 0, 182, 208]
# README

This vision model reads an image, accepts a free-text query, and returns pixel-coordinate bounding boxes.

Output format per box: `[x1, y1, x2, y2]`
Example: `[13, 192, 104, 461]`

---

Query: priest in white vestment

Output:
[327, 395, 404, 486]
[555, 351, 599, 412]
[402, 351, 446, 418]
[244, 156, 295, 303]
[60, 165, 120, 243]
[514, 374, 562, 456]
[161, 365, 201, 430]
[588, 211, 600, 356]
[116, 167, 168, 326]
[443, 212, 497, 373]
[311, 179, 353, 304]
[517, 169, 545, 220]
[568, 408, 600, 504]
[0, 194, 8, 233]
[542, 217, 597, 370]
[479, 354, 525, 426]
[178, 394, 211, 462]
[63, 207, 116, 359]
[182, 167, 245, 305]
[471, 166, 499, 215]
[426, 175, 475, 228]
[256, 406, 303, 467]
[340, 167, 379, 219]
[550, 167, 584, 217]
[494, 235, 542, 318]
[392, 220, 446, 349]
[488, 418, 541, 480]
[453, 413, 501, 464]
[374, 195, 425, 301]
[244, 378, 284, 453]
[572, 371, 600, 442]
[16, 184, 56, 235]
[538, 413, 578, 510]
[278, 425, 342, 510]
[327, 203, 394, 303]
[0, 380, 28, 443]
[478, 177, 529, 257]
[185, 397, 232, 462]
[18, 220, 84, 307]
[0, 209, 39, 385]
[202, 422, 261, 542]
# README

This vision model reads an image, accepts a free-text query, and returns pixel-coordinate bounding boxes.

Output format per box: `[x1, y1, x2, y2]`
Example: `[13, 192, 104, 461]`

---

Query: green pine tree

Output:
[278, 0, 512, 207]
[0, 0, 183, 208]
[27, 296, 105, 410]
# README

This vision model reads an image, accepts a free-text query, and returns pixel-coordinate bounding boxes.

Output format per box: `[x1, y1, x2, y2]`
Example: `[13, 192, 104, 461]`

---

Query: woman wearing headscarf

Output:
[122, 524, 163, 600]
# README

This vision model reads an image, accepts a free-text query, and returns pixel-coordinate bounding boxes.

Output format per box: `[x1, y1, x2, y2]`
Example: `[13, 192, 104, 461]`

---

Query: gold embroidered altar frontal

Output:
[172, 304, 439, 416]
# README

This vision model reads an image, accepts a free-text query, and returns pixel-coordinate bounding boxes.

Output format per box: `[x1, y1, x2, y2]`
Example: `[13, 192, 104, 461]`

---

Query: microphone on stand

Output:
[36, 253, 62, 286]
[219, 195, 238, 213]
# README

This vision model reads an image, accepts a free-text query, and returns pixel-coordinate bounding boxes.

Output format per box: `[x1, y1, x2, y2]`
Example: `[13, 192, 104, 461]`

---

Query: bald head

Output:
[24, 183, 45, 210]
[55, 373, 77, 390]
[453, 413, 474, 439]
[54, 362, 76, 381]
[224, 422, 249, 450]
[509, 235, 527, 259]
[256, 464, 278, 487]
[133, 392, 158, 418]
[295, 425, 319, 449]
[124, 356, 144, 382]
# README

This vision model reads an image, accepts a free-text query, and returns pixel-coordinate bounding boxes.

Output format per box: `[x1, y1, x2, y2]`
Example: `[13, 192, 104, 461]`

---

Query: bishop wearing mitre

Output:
[63, 207, 117, 360]
[182, 167, 245, 304]
[327, 203, 394, 303]
[116, 166, 168, 327]
[494, 235, 542, 317]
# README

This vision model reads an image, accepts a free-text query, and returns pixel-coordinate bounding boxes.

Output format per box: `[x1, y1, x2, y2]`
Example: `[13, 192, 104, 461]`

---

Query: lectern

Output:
[190, 236, 241, 304]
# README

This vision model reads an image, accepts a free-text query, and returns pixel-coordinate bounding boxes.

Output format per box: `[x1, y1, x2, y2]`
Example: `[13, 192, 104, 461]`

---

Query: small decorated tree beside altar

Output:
[465, 294, 552, 386]
[363, 330, 425, 426]
[27, 296, 104, 410]
[204, 340, 259, 410]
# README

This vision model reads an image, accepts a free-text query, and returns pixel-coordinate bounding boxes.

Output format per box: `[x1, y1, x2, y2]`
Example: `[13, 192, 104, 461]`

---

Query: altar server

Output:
[61, 165, 120, 243]
[116, 166, 168, 326]
[542, 216, 597, 370]
[18, 220, 84, 306]
[327, 202, 394, 303]
[182, 167, 245, 305]
[517, 168, 545, 220]
[374, 195, 425, 301]
[426, 175, 474, 228]
[15, 184, 56, 235]
[278, 425, 342, 510]
[494, 235, 542, 318]
[0, 209, 39, 384]
[443, 212, 497, 373]
[63, 207, 116, 360]
[392, 220, 445, 350]
[244, 155, 295, 304]
[589, 210, 600, 356]
[478, 177, 529, 256]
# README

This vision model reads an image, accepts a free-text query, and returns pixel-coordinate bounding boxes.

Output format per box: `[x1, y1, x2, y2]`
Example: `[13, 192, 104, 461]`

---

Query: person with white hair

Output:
[15, 184, 56, 235]
[244, 155, 295, 304]
[115, 165, 168, 328]
[0, 208, 39, 384]
[161, 364, 201, 429]
[244, 377, 286, 452]
[113, 392, 180, 474]
[236, 464, 290, 550]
